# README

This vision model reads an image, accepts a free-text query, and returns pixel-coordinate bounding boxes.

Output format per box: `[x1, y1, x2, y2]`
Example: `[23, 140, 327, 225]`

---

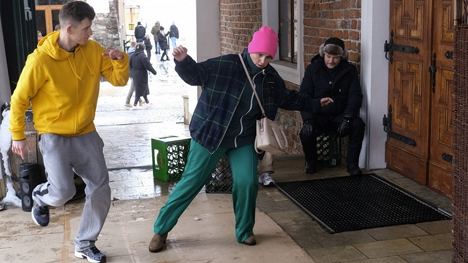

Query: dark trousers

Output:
[146, 50, 152, 61]
[300, 115, 365, 165]
[161, 49, 169, 61]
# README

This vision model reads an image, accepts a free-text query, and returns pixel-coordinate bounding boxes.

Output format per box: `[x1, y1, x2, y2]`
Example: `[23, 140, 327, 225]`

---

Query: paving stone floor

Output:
[1, 53, 454, 262]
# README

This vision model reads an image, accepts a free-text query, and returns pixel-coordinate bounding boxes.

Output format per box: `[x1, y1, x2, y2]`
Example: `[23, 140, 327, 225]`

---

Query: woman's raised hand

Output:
[172, 46, 188, 62]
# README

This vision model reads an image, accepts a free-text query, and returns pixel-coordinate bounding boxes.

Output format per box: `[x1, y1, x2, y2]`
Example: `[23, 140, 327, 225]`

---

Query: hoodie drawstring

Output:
[67, 48, 95, 82]
[80, 48, 95, 79]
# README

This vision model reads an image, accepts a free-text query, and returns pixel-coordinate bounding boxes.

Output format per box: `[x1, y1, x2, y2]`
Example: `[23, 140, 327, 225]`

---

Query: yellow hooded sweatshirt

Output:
[9, 31, 129, 140]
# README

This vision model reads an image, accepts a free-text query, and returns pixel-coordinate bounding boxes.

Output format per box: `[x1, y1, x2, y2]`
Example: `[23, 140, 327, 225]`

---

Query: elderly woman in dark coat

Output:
[130, 42, 157, 106]
[157, 26, 170, 61]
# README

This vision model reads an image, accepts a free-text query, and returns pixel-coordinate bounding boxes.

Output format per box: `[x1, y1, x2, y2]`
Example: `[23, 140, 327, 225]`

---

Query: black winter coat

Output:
[134, 25, 146, 39]
[299, 54, 363, 122]
[130, 49, 157, 98]
[144, 38, 152, 51]
[158, 31, 170, 50]
[169, 25, 179, 38]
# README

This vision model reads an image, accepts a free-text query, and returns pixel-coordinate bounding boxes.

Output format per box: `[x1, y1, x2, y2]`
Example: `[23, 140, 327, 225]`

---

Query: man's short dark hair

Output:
[59, 1, 96, 27]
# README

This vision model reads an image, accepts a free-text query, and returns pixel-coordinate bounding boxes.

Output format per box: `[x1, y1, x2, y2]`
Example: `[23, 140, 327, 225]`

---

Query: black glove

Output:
[337, 115, 353, 137]
[301, 119, 315, 137]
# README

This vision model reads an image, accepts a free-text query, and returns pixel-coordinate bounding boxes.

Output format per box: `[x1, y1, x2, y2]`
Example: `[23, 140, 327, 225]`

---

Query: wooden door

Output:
[428, 0, 454, 195]
[35, 5, 61, 37]
[386, 0, 454, 196]
[386, 0, 433, 186]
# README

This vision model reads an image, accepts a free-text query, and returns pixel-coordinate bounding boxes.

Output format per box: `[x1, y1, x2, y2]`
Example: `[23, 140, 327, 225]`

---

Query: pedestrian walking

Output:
[130, 42, 157, 106]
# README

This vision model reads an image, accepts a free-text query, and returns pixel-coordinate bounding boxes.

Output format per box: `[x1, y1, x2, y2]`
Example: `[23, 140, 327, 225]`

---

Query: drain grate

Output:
[276, 174, 451, 233]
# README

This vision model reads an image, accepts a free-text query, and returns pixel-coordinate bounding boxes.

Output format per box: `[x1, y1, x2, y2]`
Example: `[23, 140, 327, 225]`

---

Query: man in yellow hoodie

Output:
[9, 2, 129, 262]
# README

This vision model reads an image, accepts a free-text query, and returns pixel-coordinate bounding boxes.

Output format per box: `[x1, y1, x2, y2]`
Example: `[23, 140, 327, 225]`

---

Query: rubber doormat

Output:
[275, 174, 451, 233]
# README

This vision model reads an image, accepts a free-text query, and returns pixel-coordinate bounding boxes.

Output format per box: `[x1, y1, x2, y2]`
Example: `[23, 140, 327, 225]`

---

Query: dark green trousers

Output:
[153, 139, 258, 243]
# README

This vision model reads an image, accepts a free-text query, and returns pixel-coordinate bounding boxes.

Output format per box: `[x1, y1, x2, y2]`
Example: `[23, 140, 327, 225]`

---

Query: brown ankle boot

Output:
[149, 233, 168, 253]
[242, 235, 256, 246]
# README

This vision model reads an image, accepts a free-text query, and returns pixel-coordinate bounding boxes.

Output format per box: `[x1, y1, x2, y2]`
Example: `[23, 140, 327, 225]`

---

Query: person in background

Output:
[9, 2, 129, 262]
[134, 21, 146, 43]
[151, 21, 161, 54]
[169, 21, 179, 49]
[37, 30, 43, 42]
[125, 42, 144, 107]
[299, 37, 365, 176]
[157, 26, 170, 61]
[130, 42, 157, 106]
[148, 26, 333, 253]
[127, 41, 136, 55]
[144, 35, 153, 61]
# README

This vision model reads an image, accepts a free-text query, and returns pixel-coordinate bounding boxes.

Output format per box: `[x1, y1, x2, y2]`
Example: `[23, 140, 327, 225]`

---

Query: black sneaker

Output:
[75, 246, 107, 263]
[31, 203, 49, 227]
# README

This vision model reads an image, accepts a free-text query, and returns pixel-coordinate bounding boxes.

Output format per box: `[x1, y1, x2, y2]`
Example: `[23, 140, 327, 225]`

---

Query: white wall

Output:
[195, 0, 220, 62]
[191, 0, 221, 110]
[360, 0, 390, 169]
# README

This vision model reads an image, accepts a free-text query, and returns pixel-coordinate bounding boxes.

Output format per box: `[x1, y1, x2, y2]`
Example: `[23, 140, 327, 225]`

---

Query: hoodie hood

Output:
[37, 31, 77, 61]
[37, 31, 95, 82]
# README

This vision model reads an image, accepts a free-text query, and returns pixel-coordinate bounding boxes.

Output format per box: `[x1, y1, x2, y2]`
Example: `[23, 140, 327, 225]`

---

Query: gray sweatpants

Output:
[33, 131, 111, 250]
[125, 78, 135, 104]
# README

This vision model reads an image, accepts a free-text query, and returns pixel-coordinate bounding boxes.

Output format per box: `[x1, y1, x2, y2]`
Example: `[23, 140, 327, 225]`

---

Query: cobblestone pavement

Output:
[96, 57, 190, 200]
[95, 59, 189, 126]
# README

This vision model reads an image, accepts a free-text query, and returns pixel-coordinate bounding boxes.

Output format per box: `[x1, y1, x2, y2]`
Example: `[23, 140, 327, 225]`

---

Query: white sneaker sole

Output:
[31, 205, 49, 227]
[75, 250, 105, 263]
[31, 208, 41, 226]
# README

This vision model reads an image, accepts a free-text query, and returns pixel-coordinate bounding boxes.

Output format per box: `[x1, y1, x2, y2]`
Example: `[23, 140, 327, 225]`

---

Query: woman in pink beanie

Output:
[248, 26, 279, 58]
[149, 26, 333, 253]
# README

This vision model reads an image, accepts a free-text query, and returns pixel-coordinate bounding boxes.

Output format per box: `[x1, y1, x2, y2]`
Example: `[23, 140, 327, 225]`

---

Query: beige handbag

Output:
[238, 54, 288, 155]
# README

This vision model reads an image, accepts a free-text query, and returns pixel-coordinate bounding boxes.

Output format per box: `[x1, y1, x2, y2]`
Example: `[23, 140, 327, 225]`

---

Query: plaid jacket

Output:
[175, 49, 321, 153]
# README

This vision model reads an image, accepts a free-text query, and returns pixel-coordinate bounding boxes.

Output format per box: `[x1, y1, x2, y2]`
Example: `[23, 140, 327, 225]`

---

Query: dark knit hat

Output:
[325, 37, 344, 49]
[319, 37, 348, 59]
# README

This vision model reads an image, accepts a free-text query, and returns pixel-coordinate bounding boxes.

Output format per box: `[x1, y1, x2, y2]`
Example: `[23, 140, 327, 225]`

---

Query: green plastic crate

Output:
[317, 132, 342, 168]
[151, 136, 191, 182]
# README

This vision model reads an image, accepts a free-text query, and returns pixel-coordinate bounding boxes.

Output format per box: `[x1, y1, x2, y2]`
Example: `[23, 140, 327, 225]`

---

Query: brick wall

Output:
[219, 0, 262, 55]
[303, 0, 361, 70]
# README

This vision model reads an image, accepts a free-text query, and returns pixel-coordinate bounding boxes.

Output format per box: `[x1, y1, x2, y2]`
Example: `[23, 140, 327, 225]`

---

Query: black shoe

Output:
[75, 246, 107, 262]
[32, 203, 49, 227]
[304, 161, 317, 174]
[347, 163, 362, 176]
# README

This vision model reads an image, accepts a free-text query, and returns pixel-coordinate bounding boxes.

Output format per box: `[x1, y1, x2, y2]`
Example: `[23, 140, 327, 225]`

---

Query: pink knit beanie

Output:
[248, 26, 278, 58]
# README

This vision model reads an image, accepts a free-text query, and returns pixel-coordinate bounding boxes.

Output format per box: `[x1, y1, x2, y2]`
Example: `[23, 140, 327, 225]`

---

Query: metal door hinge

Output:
[384, 30, 420, 64]
[383, 105, 417, 147]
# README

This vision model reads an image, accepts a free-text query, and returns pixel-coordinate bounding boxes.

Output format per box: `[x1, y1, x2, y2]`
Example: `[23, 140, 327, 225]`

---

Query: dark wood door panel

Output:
[427, 0, 454, 196]
[388, 58, 429, 157]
